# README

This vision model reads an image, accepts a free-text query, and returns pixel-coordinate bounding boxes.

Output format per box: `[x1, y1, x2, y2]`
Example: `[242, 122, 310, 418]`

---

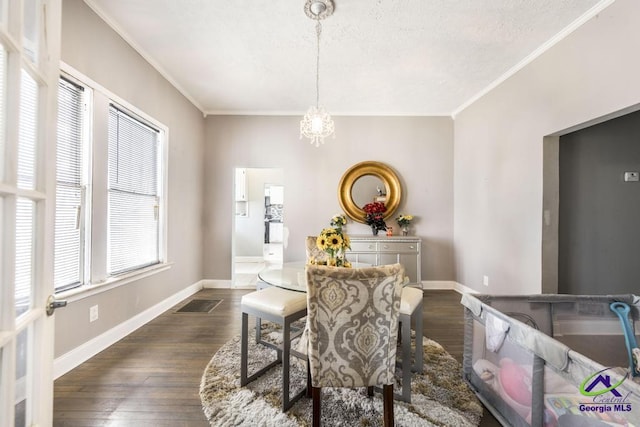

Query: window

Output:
[53, 70, 166, 294]
[54, 77, 88, 292]
[107, 106, 160, 274]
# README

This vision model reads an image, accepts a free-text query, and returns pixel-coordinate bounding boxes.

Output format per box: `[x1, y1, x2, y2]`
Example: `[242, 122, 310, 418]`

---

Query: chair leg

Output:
[306, 359, 312, 398]
[282, 319, 293, 411]
[312, 386, 321, 427]
[240, 312, 249, 386]
[383, 384, 394, 427]
[240, 311, 286, 395]
[282, 317, 307, 412]
[400, 313, 412, 403]
[255, 316, 261, 343]
[413, 301, 424, 373]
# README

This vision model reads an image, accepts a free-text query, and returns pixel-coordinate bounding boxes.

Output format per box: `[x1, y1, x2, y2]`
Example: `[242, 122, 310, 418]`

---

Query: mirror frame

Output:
[338, 161, 402, 224]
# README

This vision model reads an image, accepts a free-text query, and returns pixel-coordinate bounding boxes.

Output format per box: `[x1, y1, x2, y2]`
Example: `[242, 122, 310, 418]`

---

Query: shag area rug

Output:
[199, 322, 482, 426]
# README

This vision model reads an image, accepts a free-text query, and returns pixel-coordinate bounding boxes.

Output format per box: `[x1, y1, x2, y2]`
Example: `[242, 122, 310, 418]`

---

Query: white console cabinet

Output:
[347, 235, 422, 288]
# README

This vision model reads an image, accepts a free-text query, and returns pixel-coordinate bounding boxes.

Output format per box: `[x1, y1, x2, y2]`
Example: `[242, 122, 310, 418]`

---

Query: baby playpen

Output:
[462, 293, 640, 427]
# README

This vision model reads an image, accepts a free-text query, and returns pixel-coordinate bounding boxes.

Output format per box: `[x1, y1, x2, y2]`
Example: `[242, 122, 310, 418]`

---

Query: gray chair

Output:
[240, 286, 308, 411]
[306, 263, 405, 427]
[397, 286, 424, 402]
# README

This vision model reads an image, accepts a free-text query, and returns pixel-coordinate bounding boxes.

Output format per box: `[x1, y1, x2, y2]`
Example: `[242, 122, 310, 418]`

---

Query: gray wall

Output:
[559, 110, 640, 294]
[454, 0, 640, 294]
[55, 0, 205, 356]
[203, 115, 455, 282]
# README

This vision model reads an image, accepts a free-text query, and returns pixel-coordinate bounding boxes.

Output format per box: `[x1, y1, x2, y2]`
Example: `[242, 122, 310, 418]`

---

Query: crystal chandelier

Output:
[300, 0, 335, 147]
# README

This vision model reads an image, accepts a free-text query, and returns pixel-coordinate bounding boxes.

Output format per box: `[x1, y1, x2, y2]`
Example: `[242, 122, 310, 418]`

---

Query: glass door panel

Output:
[0, 45, 6, 181]
[18, 69, 38, 190]
[15, 198, 34, 318]
[14, 327, 29, 427]
[0, 1, 6, 28]
[22, 0, 39, 64]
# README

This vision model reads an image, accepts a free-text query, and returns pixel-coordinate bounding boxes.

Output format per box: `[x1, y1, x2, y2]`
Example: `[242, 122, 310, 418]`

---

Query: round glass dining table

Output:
[257, 261, 380, 292]
[257, 261, 308, 292]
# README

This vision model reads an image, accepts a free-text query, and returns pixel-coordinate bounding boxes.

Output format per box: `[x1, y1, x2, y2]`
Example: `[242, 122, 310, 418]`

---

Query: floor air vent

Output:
[176, 299, 222, 313]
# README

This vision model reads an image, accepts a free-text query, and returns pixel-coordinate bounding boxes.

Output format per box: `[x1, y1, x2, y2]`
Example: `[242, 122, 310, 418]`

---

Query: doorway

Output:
[233, 168, 284, 287]
[542, 106, 640, 294]
[558, 111, 640, 294]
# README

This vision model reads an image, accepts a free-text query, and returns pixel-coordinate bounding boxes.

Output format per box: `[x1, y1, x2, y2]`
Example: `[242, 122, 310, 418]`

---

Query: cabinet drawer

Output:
[378, 241, 419, 253]
[349, 241, 377, 252]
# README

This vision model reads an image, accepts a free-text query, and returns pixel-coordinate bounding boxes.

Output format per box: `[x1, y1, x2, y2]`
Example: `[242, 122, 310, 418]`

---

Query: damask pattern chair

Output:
[305, 263, 405, 427]
[305, 235, 328, 264]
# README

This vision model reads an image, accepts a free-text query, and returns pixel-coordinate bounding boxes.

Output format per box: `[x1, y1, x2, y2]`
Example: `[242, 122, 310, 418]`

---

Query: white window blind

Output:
[107, 105, 160, 275]
[54, 78, 85, 291]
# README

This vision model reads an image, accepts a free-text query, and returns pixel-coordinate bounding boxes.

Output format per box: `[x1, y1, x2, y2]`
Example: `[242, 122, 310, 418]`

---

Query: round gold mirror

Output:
[338, 161, 402, 223]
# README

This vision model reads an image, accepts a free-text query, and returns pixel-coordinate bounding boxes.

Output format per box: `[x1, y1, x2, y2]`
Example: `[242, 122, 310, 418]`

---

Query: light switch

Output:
[624, 172, 639, 182]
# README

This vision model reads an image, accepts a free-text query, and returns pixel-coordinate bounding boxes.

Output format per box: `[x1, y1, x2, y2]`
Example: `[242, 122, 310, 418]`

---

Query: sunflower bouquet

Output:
[314, 227, 351, 267]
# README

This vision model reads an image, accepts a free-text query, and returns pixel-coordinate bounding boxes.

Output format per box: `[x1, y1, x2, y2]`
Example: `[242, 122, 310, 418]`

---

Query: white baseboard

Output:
[453, 282, 480, 294]
[421, 280, 479, 295]
[234, 256, 263, 263]
[553, 319, 627, 336]
[53, 280, 204, 379]
[422, 280, 456, 290]
[202, 279, 233, 289]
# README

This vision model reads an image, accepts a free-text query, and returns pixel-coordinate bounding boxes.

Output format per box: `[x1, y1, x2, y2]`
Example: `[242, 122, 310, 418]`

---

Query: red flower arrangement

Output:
[363, 202, 386, 215]
[363, 202, 387, 233]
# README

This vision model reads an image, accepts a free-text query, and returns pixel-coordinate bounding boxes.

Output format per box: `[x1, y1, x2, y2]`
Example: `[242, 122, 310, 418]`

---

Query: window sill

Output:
[56, 262, 174, 303]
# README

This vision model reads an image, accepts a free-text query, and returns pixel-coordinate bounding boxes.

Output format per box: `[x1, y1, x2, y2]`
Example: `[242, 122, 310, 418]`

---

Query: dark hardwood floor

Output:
[53, 289, 500, 426]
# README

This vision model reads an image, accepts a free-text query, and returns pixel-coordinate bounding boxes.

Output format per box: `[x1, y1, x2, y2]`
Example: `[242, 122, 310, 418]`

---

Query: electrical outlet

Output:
[483, 275, 489, 287]
[89, 305, 99, 322]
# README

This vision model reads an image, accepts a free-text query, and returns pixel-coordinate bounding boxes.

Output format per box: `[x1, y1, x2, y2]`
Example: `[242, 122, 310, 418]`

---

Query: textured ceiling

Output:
[84, 0, 611, 116]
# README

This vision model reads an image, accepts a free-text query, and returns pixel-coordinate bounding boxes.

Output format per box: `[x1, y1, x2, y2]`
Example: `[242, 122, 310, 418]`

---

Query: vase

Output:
[401, 226, 409, 236]
[371, 226, 379, 236]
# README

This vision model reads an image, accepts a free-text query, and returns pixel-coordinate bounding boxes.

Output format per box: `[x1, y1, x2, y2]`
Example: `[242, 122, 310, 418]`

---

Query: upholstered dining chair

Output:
[305, 263, 405, 427]
[305, 235, 328, 263]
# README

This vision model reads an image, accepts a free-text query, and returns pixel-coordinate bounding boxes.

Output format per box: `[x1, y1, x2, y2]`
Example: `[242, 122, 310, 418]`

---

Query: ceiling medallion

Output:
[304, 0, 334, 20]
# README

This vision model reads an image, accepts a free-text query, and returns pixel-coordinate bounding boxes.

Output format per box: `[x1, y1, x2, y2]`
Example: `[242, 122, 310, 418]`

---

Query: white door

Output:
[0, 0, 61, 426]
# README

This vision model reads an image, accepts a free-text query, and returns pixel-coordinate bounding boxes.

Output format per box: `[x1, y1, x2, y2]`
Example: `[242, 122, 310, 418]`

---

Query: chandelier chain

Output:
[315, 20, 321, 108]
